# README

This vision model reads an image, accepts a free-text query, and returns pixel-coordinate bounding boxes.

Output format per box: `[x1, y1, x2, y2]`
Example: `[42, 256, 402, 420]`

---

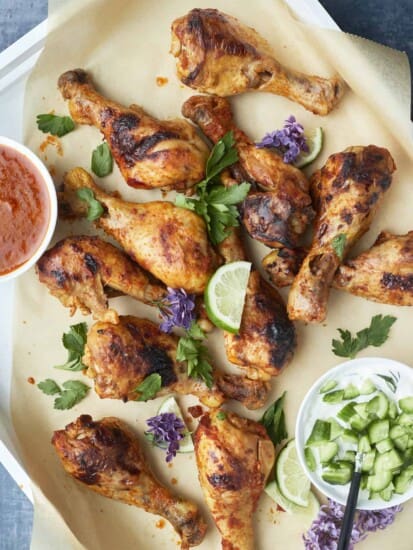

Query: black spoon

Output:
[337, 452, 364, 550]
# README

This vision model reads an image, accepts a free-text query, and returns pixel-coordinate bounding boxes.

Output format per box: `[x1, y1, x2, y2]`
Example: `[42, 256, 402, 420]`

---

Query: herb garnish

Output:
[91, 142, 113, 177]
[145, 412, 186, 462]
[260, 391, 288, 447]
[256, 115, 308, 164]
[54, 322, 88, 371]
[175, 131, 250, 244]
[332, 233, 347, 260]
[216, 411, 226, 421]
[332, 314, 397, 359]
[76, 188, 104, 221]
[376, 371, 400, 393]
[36, 113, 75, 137]
[176, 321, 214, 389]
[157, 287, 196, 333]
[135, 373, 162, 402]
[37, 378, 89, 409]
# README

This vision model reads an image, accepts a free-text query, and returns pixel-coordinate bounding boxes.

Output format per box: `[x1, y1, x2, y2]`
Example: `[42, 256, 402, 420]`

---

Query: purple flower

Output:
[158, 287, 196, 333]
[303, 498, 402, 549]
[145, 412, 186, 462]
[256, 115, 308, 164]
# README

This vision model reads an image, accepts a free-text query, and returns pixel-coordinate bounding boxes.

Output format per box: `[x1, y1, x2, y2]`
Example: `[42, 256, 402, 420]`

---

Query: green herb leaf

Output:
[332, 314, 397, 359]
[260, 391, 288, 447]
[54, 380, 90, 410]
[205, 130, 238, 182]
[55, 322, 88, 371]
[76, 188, 104, 221]
[135, 373, 162, 402]
[91, 142, 113, 177]
[332, 233, 347, 260]
[36, 113, 75, 137]
[37, 379, 61, 396]
[216, 411, 226, 421]
[176, 322, 214, 388]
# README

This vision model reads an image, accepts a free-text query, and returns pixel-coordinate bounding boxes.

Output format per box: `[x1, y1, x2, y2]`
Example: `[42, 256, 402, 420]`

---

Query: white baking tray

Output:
[0, 2, 338, 505]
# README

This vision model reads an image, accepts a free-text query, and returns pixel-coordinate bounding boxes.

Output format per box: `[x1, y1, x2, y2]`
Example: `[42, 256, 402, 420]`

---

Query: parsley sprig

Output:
[332, 233, 347, 260]
[332, 314, 397, 359]
[54, 323, 88, 371]
[135, 373, 162, 402]
[175, 131, 250, 244]
[176, 322, 213, 388]
[36, 113, 75, 137]
[259, 391, 288, 447]
[91, 142, 113, 177]
[77, 188, 104, 221]
[37, 378, 90, 410]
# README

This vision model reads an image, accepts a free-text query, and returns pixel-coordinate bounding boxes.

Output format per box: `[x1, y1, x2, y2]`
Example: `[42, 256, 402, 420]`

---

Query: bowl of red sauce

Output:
[0, 136, 57, 281]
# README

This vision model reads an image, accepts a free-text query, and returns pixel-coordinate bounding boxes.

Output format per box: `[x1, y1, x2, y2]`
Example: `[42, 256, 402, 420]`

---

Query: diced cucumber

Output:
[380, 482, 395, 501]
[360, 473, 368, 489]
[367, 471, 392, 492]
[398, 413, 413, 426]
[394, 467, 413, 494]
[322, 390, 344, 404]
[394, 435, 409, 452]
[376, 438, 394, 454]
[368, 490, 381, 500]
[328, 418, 344, 441]
[342, 450, 356, 463]
[399, 397, 413, 414]
[360, 378, 376, 395]
[388, 400, 398, 420]
[338, 402, 357, 423]
[350, 414, 370, 432]
[319, 380, 338, 394]
[340, 429, 358, 445]
[361, 450, 376, 473]
[374, 449, 403, 472]
[306, 420, 331, 446]
[318, 442, 339, 464]
[343, 383, 360, 400]
[322, 463, 353, 485]
[368, 419, 390, 444]
[390, 425, 407, 440]
[354, 402, 370, 420]
[358, 435, 371, 453]
[367, 392, 389, 419]
[304, 447, 316, 472]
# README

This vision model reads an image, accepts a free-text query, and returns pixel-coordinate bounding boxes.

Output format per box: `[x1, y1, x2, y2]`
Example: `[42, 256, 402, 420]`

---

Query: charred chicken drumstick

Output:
[194, 409, 275, 550]
[52, 415, 207, 548]
[61, 168, 221, 294]
[288, 145, 396, 323]
[58, 69, 209, 191]
[172, 8, 345, 115]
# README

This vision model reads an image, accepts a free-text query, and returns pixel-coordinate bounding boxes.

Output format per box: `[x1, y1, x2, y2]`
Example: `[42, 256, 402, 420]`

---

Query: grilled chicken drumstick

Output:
[52, 415, 207, 549]
[172, 9, 345, 115]
[61, 168, 221, 294]
[288, 145, 396, 323]
[194, 409, 275, 550]
[58, 69, 209, 190]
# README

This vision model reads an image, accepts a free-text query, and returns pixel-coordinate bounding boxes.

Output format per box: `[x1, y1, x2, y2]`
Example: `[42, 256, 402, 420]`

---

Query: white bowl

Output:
[296, 357, 413, 510]
[0, 136, 57, 282]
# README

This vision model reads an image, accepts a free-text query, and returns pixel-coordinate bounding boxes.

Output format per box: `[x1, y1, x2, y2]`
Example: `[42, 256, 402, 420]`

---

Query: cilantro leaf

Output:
[205, 131, 238, 181]
[332, 233, 347, 260]
[36, 113, 75, 137]
[55, 322, 88, 371]
[91, 142, 113, 177]
[54, 380, 90, 410]
[37, 379, 61, 395]
[260, 391, 288, 447]
[177, 322, 214, 388]
[135, 373, 162, 402]
[76, 188, 104, 221]
[332, 314, 397, 359]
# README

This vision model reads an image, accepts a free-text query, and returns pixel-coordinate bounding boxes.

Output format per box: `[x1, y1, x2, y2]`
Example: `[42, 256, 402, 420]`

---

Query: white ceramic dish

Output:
[296, 357, 413, 509]
[0, 135, 57, 282]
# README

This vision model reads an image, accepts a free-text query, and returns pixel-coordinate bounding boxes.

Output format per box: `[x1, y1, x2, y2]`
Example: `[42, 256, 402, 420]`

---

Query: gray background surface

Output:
[0, 1, 412, 548]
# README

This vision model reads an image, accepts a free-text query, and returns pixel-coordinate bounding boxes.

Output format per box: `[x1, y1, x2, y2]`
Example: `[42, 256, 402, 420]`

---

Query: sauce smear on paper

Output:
[0, 145, 50, 275]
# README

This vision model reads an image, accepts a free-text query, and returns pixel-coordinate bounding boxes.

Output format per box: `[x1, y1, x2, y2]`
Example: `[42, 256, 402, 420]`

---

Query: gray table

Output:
[0, 1, 412, 549]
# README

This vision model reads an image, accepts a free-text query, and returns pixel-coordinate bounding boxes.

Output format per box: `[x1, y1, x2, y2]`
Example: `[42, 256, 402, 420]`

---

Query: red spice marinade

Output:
[0, 145, 50, 275]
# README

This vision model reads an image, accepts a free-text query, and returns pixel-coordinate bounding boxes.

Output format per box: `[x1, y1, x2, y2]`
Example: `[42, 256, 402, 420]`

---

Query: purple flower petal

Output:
[158, 287, 196, 333]
[256, 115, 308, 164]
[146, 412, 186, 462]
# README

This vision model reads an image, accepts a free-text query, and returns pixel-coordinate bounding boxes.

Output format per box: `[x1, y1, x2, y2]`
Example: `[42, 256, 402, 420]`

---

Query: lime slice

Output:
[294, 127, 323, 168]
[204, 261, 252, 333]
[157, 396, 194, 453]
[265, 480, 320, 522]
[276, 439, 311, 507]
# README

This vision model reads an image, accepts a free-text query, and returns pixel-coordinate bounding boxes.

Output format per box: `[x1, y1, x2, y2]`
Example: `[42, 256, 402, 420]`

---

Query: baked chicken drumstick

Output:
[61, 168, 221, 294]
[288, 145, 396, 323]
[52, 415, 207, 549]
[194, 409, 275, 550]
[172, 8, 345, 115]
[58, 69, 209, 190]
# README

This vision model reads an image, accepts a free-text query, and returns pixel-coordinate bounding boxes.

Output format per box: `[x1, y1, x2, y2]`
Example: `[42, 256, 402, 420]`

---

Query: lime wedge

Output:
[204, 261, 252, 333]
[157, 396, 194, 453]
[265, 480, 320, 522]
[276, 439, 311, 507]
[294, 127, 323, 168]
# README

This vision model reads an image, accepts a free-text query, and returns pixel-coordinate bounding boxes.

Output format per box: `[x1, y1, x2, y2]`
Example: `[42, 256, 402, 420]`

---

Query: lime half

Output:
[276, 439, 311, 507]
[265, 480, 320, 523]
[294, 127, 323, 168]
[157, 396, 194, 453]
[204, 261, 252, 333]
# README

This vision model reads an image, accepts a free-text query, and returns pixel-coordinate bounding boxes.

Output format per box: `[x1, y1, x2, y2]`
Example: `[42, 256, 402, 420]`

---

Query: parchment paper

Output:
[12, 0, 413, 548]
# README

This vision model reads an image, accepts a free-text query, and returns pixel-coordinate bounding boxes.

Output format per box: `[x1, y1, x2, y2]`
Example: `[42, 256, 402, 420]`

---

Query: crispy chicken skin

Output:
[288, 145, 396, 323]
[52, 415, 207, 548]
[61, 168, 221, 294]
[262, 246, 307, 288]
[36, 236, 165, 323]
[58, 69, 209, 191]
[194, 410, 275, 550]
[172, 9, 344, 115]
[182, 95, 313, 249]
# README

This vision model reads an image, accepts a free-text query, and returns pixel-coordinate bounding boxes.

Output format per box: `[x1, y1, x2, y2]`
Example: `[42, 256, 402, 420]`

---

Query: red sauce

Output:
[0, 145, 50, 275]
